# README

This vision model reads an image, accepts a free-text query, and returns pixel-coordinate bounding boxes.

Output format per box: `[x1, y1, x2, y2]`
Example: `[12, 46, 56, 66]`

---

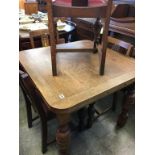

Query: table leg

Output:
[56, 113, 71, 155]
[117, 85, 134, 127]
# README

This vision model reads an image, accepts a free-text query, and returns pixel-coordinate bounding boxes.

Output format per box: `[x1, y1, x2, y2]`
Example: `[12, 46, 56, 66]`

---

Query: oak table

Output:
[19, 46, 135, 155]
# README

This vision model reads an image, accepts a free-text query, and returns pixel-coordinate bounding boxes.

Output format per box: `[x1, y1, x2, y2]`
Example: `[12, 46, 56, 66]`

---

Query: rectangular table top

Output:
[19, 46, 135, 113]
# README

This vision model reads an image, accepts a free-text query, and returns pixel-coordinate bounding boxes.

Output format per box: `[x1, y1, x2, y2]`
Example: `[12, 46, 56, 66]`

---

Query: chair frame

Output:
[29, 28, 65, 48]
[107, 36, 134, 56]
[30, 29, 50, 48]
[87, 36, 134, 127]
[19, 69, 55, 153]
[46, 0, 113, 76]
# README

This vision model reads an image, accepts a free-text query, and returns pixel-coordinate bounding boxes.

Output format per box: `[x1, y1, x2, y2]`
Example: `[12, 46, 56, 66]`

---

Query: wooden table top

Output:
[19, 46, 135, 113]
[19, 22, 75, 39]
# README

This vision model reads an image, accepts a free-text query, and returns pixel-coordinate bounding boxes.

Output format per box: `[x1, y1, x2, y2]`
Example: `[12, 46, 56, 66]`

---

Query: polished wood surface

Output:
[19, 46, 135, 113]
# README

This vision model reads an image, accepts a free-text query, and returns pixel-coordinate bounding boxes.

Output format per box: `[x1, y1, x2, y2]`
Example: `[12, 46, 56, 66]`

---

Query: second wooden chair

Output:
[87, 36, 134, 128]
[29, 29, 65, 48]
[19, 68, 56, 153]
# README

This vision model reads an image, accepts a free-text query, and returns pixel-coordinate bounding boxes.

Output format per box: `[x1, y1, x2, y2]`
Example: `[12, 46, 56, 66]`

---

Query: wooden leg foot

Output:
[117, 85, 134, 128]
[41, 120, 47, 153]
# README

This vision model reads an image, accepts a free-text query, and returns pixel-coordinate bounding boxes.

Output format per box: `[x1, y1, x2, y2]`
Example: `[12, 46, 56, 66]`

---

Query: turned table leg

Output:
[56, 113, 71, 155]
[117, 85, 135, 127]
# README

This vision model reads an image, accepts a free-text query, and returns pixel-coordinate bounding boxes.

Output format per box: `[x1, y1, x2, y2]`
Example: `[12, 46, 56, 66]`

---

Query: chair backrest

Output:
[107, 36, 133, 56]
[29, 29, 65, 48]
[46, 0, 113, 76]
[30, 29, 50, 48]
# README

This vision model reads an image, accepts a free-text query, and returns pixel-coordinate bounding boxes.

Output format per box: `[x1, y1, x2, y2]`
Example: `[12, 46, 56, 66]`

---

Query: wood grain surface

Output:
[19, 45, 135, 113]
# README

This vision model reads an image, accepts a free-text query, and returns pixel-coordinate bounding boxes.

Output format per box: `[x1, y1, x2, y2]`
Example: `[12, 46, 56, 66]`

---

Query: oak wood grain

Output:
[19, 46, 135, 114]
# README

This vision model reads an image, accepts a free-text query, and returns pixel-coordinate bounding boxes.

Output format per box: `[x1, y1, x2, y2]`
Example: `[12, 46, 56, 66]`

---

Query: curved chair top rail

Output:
[53, 0, 108, 7]
[46, 0, 110, 17]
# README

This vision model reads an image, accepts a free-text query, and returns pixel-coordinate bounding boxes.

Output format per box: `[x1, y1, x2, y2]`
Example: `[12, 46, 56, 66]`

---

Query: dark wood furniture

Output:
[71, 18, 97, 40]
[19, 21, 76, 50]
[109, 3, 135, 37]
[19, 70, 56, 153]
[91, 36, 134, 126]
[46, 0, 113, 76]
[29, 29, 65, 48]
[72, 3, 135, 41]
[30, 29, 50, 48]
[107, 36, 134, 56]
[37, 0, 47, 12]
[19, 44, 135, 155]
[24, 1, 38, 15]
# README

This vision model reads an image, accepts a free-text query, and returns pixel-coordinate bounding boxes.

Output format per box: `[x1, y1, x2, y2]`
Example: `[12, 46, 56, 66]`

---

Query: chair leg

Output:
[24, 95, 33, 128]
[112, 92, 118, 111]
[78, 107, 87, 131]
[87, 103, 95, 128]
[41, 119, 47, 153]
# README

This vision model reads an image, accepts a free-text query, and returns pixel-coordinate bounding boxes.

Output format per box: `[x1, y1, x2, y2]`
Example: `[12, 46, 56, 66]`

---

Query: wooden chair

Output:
[107, 36, 134, 56]
[19, 69, 56, 153]
[29, 29, 65, 49]
[87, 36, 134, 128]
[109, 4, 135, 38]
[46, 0, 113, 76]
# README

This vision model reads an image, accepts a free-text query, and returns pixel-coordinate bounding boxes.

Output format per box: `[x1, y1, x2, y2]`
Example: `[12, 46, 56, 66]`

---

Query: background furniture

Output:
[24, 1, 38, 15]
[37, 0, 47, 12]
[92, 36, 134, 126]
[71, 3, 135, 41]
[107, 36, 133, 56]
[19, 20, 76, 50]
[109, 3, 135, 38]
[29, 29, 65, 48]
[19, 0, 25, 9]
[71, 18, 97, 40]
